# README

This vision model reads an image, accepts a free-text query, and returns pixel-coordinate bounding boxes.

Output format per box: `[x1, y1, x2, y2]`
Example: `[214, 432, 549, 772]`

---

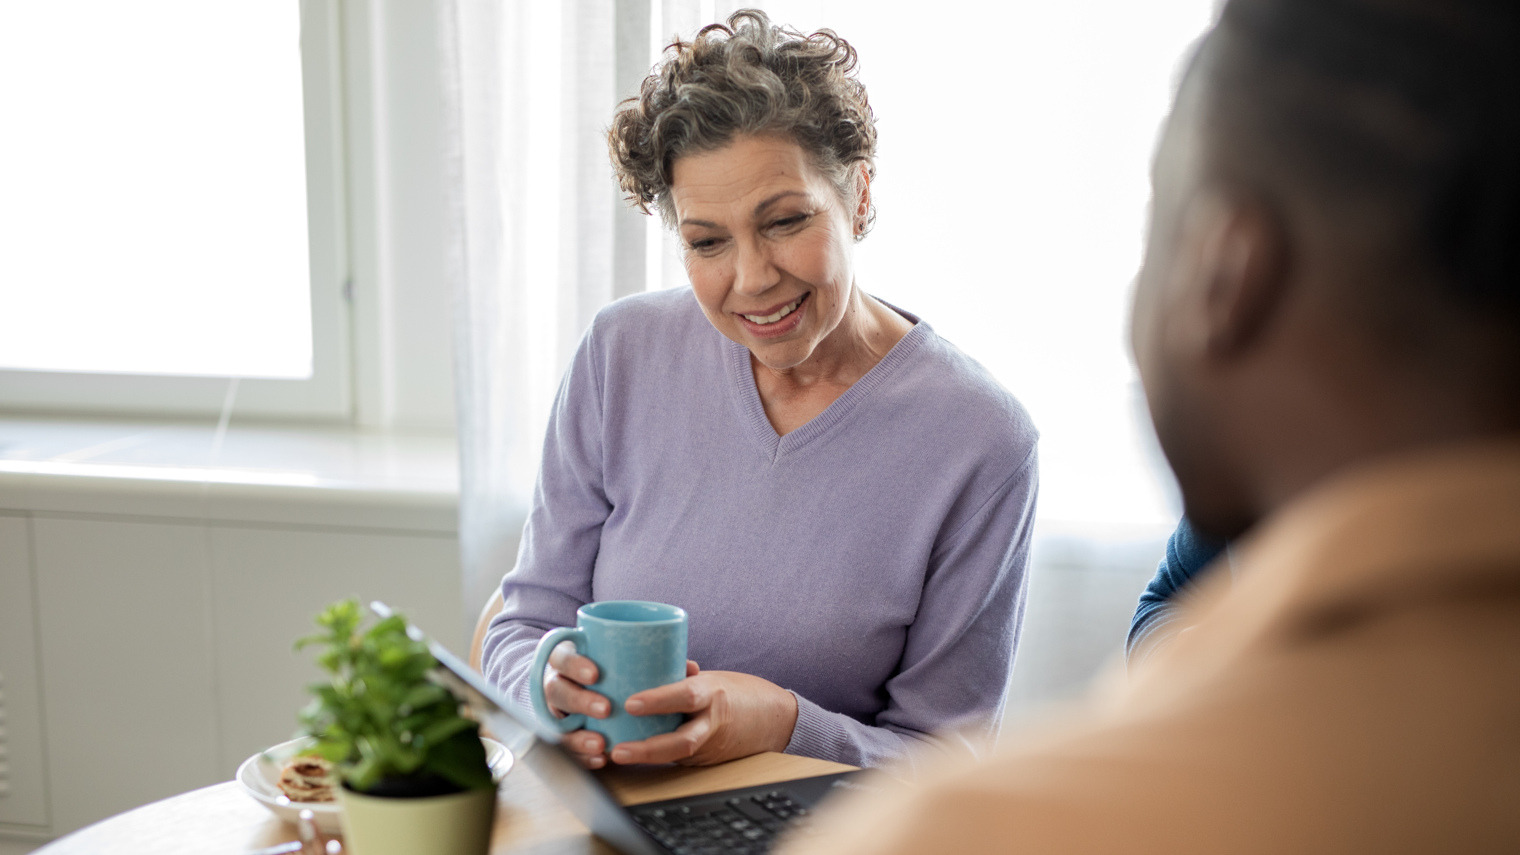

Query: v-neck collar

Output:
[723, 310, 930, 463]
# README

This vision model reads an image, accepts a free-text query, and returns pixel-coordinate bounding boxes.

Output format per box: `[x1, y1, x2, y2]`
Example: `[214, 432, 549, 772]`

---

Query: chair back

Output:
[470, 588, 505, 671]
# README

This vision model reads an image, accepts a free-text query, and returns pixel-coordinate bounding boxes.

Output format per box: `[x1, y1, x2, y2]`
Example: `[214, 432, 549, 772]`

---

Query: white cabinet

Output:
[0, 422, 469, 840]
[0, 515, 48, 830]
[6, 515, 464, 839]
[31, 518, 222, 834]
[208, 526, 463, 774]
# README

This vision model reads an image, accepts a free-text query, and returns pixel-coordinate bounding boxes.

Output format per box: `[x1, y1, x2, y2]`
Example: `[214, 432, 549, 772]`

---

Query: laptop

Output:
[370, 602, 865, 855]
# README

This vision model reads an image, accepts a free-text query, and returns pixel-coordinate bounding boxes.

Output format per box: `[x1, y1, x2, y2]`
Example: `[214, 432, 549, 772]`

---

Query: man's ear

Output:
[1185, 191, 1290, 358]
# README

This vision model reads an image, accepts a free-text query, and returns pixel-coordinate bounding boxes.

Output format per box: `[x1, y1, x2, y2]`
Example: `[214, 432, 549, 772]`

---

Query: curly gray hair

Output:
[606, 9, 878, 239]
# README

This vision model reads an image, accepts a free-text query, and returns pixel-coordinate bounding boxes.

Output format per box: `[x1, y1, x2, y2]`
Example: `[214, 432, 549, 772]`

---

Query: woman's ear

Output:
[853, 163, 871, 235]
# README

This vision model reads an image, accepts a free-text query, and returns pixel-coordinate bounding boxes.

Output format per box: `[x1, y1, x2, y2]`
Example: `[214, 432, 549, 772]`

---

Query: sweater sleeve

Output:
[1126, 516, 1227, 666]
[784, 445, 1039, 771]
[480, 323, 608, 711]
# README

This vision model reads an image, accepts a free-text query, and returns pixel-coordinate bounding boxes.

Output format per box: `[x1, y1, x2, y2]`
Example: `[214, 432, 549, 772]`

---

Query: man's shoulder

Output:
[792, 599, 1520, 855]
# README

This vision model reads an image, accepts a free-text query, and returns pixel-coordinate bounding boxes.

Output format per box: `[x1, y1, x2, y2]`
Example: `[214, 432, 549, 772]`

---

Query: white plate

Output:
[236, 735, 513, 834]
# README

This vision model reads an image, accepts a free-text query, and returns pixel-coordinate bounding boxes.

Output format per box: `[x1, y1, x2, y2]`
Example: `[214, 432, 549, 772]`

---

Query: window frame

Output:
[0, 0, 352, 421]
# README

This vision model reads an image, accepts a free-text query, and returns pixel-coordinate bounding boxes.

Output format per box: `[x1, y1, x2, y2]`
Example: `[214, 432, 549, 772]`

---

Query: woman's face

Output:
[670, 134, 864, 374]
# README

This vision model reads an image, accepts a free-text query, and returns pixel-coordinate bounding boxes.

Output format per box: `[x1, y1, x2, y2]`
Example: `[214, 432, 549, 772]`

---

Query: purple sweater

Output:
[482, 288, 1038, 769]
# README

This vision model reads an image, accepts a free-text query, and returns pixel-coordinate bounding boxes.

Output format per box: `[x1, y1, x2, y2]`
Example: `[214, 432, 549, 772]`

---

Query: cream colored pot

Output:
[337, 784, 496, 855]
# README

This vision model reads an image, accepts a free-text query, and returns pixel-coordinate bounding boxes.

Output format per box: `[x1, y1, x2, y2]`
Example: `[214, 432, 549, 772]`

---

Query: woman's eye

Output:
[771, 215, 806, 229]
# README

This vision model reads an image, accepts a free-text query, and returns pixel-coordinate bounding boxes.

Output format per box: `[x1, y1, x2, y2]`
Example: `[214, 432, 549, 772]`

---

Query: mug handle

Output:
[530, 626, 589, 733]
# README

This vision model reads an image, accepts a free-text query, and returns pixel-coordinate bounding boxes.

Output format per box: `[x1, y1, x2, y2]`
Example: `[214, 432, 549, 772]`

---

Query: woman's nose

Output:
[732, 241, 780, 296]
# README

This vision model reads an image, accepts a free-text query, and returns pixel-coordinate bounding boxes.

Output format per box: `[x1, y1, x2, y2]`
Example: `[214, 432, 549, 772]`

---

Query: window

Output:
[0, 2, 350, 419]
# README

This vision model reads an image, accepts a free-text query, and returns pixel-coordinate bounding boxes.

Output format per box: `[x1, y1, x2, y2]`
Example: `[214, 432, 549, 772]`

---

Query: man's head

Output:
[1132, 0, 1520, 540]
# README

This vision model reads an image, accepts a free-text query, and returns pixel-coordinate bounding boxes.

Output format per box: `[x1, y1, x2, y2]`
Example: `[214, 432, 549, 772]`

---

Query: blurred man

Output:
[783, 0, 1520, 851]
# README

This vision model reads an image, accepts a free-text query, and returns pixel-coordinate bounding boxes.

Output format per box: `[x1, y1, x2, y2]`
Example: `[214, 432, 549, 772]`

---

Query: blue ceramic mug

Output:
[529, 600, 688, 747]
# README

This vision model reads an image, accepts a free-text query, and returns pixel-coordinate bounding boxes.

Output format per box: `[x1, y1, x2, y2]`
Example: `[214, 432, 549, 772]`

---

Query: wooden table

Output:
[35, 752, 855, 854]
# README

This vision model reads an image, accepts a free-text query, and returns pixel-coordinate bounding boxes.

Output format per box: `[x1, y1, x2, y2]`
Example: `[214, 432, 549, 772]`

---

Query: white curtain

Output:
[443, 0, 674, 619]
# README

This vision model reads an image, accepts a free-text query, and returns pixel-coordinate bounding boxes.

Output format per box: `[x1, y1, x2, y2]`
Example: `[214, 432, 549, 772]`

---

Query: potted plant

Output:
[296, 599, 497, 855]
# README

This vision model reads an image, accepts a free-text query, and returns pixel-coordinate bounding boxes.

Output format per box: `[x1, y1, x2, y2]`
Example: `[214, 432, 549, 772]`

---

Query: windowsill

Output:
[0, 415, 459, 533]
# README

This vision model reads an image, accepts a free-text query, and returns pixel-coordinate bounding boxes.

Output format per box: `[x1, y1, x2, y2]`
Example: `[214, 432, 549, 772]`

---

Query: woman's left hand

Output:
[607, 671, 799, 766]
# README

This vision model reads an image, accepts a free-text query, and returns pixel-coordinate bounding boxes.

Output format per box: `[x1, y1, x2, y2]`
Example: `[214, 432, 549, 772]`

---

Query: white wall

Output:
[1006, 535, 1164, 722]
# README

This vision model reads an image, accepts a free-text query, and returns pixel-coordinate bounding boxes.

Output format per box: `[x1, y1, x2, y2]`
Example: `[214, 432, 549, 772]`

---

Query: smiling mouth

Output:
[740, 293, 808, 325]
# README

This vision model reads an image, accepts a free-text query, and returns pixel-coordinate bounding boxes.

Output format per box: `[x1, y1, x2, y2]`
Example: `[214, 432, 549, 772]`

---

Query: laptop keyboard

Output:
[632, 790, 811, 854]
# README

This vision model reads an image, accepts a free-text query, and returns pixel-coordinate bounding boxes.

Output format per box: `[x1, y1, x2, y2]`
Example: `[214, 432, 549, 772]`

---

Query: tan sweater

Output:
[783, 441, 1520, 854]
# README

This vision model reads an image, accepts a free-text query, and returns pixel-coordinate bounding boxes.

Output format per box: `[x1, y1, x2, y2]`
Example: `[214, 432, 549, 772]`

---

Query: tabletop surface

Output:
[35, 751, 857, 855]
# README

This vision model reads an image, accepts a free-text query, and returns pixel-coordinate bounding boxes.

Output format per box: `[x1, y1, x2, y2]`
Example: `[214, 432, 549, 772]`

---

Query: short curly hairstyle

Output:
[607, 9, 878, 238]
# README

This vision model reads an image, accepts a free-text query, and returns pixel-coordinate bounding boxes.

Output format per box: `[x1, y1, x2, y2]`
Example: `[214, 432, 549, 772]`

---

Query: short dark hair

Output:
[606, 9, 878, 236]
[1197, 0, 1520, 325]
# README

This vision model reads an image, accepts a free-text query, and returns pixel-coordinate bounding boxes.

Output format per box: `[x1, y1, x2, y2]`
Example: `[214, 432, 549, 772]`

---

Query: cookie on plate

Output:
[277, 755, 336, 803]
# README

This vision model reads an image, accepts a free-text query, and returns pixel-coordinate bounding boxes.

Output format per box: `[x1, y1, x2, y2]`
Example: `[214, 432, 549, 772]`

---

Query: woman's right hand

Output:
[544, 641, 612, 768]
[543, 642, 703, 769]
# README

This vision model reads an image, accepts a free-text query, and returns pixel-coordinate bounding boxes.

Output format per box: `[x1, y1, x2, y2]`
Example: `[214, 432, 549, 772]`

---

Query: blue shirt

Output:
[1127, 517, 1227, 664]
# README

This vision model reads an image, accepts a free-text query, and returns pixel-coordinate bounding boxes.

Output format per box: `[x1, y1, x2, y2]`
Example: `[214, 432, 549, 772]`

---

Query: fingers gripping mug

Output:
[529, 600, 688, 747]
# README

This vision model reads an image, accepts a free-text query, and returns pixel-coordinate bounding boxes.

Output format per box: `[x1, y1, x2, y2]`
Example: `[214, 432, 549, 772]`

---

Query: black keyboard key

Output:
[636, 786, 825, 854]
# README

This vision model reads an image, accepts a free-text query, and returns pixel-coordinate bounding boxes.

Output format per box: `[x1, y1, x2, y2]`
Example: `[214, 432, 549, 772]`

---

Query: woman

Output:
[481, 10, 1038, 771]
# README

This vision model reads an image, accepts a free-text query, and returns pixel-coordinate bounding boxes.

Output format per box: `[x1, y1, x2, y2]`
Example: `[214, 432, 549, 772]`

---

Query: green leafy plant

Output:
[296, 599, 494, 796]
